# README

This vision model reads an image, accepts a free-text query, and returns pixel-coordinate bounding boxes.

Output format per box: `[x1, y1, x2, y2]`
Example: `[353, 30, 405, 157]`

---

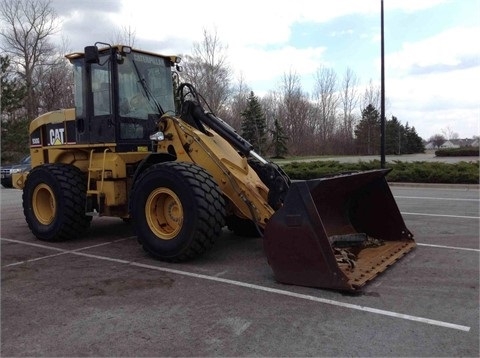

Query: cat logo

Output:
[49, 128, 65, 145]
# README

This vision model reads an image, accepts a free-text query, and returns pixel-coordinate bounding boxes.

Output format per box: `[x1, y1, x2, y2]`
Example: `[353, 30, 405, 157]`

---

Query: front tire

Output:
[22, 164, 91, 241]
[131, 162, 225, 262]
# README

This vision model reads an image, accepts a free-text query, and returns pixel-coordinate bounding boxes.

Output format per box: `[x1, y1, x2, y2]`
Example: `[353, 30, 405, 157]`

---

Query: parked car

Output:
[1, 155, 31, 188]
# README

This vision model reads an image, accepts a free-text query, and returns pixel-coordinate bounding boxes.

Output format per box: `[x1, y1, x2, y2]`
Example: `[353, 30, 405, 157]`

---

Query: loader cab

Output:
[66, 44, 180, 151]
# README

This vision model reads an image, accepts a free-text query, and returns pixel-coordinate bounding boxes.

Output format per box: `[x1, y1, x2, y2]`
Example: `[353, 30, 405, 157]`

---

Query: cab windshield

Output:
[118, 51, 175, 119]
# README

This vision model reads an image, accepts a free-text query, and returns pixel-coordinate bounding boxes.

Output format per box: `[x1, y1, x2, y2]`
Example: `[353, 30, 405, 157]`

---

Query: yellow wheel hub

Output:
[145, 188, 183, 240]
[32, 184, 56, 225]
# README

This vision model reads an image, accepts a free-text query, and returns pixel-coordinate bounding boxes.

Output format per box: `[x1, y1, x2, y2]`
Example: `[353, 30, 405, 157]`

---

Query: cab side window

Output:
[92, 65, 111, 116]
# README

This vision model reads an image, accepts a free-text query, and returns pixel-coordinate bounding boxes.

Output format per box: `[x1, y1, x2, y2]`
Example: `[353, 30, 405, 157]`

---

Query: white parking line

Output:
[396, 196, 479, 202]
[1, 237, 133, 267]
[401, 212, 479, 219]
[417, 243, 480, 252]
[1, 238, 471, 332]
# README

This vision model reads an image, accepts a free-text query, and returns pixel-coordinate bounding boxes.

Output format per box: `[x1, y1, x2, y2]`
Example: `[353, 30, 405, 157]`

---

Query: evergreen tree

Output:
[1, 55, 28, 162]
[386, 116, 402, 154]
[240, 91, 267, 155]
[404, 123, 425, 153]
[385, 116, 425, 154]
[1, 117, 30, 161]
[354, 104, 380, 155]
[1, 56, 26, 116]
[270, 118, 288, 158]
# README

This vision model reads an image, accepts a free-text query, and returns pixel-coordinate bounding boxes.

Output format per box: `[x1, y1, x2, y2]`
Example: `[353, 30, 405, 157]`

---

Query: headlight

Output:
[149, 131, 165, 142]
[10, 168, 22, 174]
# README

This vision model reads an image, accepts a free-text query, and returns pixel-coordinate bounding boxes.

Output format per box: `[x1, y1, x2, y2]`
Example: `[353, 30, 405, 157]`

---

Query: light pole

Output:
[380, 0, 386, 168]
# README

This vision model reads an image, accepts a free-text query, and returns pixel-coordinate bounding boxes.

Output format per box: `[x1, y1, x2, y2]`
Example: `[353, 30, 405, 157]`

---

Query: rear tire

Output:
[22, 164, 91, 241]
[131, 162, 225, 262]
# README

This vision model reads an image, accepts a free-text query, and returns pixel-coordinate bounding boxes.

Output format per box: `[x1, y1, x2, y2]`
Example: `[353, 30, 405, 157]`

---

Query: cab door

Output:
[73, 52, 116, 145]
[88, 63, 116, 143]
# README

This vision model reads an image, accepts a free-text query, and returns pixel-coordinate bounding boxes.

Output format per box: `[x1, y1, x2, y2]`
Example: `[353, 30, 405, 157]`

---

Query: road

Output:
[1, 184, 479, 357]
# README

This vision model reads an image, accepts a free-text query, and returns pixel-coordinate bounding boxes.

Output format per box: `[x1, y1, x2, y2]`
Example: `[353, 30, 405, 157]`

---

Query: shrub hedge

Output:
[435, 147, 479, 157]
[279, 160, 479, 184]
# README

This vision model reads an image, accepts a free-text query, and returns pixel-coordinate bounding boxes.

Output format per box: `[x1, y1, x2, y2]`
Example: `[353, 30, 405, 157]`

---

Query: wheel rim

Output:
[32, 183, 56, 225]
[145, 188, 183, 240]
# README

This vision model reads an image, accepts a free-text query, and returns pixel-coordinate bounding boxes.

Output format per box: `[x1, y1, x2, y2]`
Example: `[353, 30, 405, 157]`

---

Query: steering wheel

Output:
[130, 94, 147, 110]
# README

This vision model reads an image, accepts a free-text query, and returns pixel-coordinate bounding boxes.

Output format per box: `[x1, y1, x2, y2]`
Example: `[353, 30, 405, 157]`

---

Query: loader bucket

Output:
[263, 169, 415, 291]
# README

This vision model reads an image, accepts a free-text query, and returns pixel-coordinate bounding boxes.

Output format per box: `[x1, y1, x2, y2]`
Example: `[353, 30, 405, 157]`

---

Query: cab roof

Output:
[65, 44, 180, 65]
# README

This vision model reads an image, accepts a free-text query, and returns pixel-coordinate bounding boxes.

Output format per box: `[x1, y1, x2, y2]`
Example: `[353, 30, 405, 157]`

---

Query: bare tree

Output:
[32, 38, 73, 111]
[429, 134, 446, 149]
[339, 67, 359, 146]
[312, 66, 338, 150]
[110, 24, 137, 47]
[224, 73, 251, 130]
[277, 70, 313, 155]
[37, 55, 73, 111]
[260, 91, 279, 136]
[363, 79, 380, 110]
[0, 0, 59, 120]
[181, 28, 232, 117]
[441, 126, 459, 140]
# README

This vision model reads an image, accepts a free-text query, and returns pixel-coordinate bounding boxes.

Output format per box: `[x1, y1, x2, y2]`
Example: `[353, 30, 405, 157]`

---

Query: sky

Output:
[50, 0, 480, 140]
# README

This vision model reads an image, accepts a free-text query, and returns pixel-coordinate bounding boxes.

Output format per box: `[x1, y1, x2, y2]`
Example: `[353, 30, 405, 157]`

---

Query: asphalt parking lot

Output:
[1, 183, 479, 357]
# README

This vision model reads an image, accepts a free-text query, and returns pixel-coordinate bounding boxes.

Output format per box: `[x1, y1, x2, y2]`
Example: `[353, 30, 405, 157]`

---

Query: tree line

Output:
[1, 0, 424, 163]
[181, 30, 424, 158]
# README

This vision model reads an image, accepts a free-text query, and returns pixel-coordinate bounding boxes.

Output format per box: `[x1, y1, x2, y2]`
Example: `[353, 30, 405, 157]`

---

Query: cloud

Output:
[387, 26, 480, 75]
[52, 0, 120, 16]
[380, 23, 480, 138]
[50, 0, 122, 52]
[230, 45, 327, 84]
[109, 0, 450, 49]
[52, 0, 453, 64]
[386, 0, 449, 12]
[386, 65, 480, 138]
[409, 55, 479, 75]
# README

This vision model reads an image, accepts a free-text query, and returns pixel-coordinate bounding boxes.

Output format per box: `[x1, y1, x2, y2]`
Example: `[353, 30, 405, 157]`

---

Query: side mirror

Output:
[84, 46, 99, 64]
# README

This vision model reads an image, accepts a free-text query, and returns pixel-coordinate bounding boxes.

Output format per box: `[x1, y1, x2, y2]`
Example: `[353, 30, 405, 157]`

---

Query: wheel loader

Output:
[12, 43, 415, 291]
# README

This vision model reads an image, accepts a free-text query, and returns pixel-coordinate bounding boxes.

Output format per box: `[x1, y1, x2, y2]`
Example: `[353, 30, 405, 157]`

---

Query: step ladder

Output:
[86, 148, 110, 216]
